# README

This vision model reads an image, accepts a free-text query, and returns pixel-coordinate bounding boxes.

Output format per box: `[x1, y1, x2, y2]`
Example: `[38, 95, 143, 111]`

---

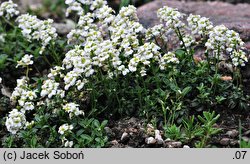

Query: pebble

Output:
[120, 132, 129, 142]
[0, 85, 11, 98]
[165, 141, 182, 148]
[242, 136, 250, 142]
[128, 117, 138, 124]
[146, 137, 157, 144]
[111, 140, 119, 145]
[226, 129, 239, 138]
[220, 138, 230, 146]
[183, 145, 190, 148]
[155, 130, 164, 145]
[146, 124, 155, 135]
[244, 130, 250, 136]
[53, 19, 75, 35]
[230, 140, 238, 146]
[164, 138, 172, 142]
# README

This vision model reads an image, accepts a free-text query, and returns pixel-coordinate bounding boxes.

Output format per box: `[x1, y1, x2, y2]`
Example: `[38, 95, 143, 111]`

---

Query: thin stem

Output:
[42, 55, 52, 67]
[26, 66, 29, 78]
[175, 27, 189, 56]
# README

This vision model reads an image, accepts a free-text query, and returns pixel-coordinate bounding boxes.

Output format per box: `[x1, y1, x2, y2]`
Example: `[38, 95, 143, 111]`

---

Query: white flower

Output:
[58, 123, 73, 135]
[159, 52, 179, 70]
[10, 77, 37, 108]
[16, 54, 33, 68]
[48, 66, 65, 79]
[5, 109, 26, 134]
[40, 79, 60, 98]
[63, 102, 84, 118]
[180, 34, 195, 48]
[64, 140, 74, 147]
[231, 50, 248, 67]
[146, 24, 168, 41]
[16, 14, 57, 54]
[157, 6, 185, 30]
[0, 0, 19, 20]
[205, 25, 247, 66]
[187, 14, 213, 36]
[65, 1, 84, 16]
[0, 77, 2, 83]
[25, 121, 35, 129]
[65, 0, 75, 4]
[0, 33, 6, 42]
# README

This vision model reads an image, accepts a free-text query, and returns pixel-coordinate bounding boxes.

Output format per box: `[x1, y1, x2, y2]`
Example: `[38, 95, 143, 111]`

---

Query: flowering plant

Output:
[0, 0, 249, 148]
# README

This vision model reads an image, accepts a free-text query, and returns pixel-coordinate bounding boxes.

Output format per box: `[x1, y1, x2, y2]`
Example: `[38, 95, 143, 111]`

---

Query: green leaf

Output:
[93, 120, 100, 128]
[76, 129, 84, 136]
[101, 120, 108, 128]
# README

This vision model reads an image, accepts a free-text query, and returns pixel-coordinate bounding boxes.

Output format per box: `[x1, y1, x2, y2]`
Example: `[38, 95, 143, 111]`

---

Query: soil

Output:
[105, 110, 250, 148]
[1, 0, 250, 148]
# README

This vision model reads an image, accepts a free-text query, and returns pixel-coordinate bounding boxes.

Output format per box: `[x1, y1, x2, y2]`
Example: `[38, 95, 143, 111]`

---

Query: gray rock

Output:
[155, 130, 164, 144]
[166, 141, 182, 148]
[137, 0, 250, 42]
[120, 132, 129, 142]
[110, 140, 119, 145]
[53, 19, 75, 35]
[242, 136, 250, 142]
[226, 129, 239, 138]
[220, 138, 230, 146]
[183, 145, 190, 148]
[0, 85, 11, 98]
[244, 130, 250, 136]
[230, 139, 239, 146]
[145, 137, 157, 144]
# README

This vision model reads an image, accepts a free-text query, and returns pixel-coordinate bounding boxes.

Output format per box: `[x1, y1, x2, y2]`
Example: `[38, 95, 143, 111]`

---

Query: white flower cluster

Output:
[109, 6, 144, 58]
[231, 50, 248, 67]
[58, 123, 73, 135]
[94, 5, 114, 26]
[187, 14, 213, 36]
[128, 43, 161, 76]
[181, 34, 195, 48]
[205, 25, 247, 66]
[25, 120, 35, 129]
[40, 79, 65, 98]
[63, 102, 84, 118]
[0, 77, 2, 84]
[5, 109, 26, 134]
[11, 77, 37, 110]
[92, 40, 122, 74]
[67, 13, 101, 44]
[146, 24, 168, 41]
[6, 77, 37, 134]
[0, 0, 19, 20]
[48, 66, 65, 79]
[16, 54, 33, 68]
[64, 140, 74, 147]
[65, 0, 107, 17]
[159, 52, 180, 70]
[62, 46, 93, 90]
[16, 14, 57, 54]
[157, 6, 185, 30]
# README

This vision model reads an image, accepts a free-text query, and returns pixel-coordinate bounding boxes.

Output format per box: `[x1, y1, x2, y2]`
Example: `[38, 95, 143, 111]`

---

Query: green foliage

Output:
[0, 1, 248, 148]
[239, 120, 250, 148]
[163, 111, 221, 148]
[164, 124, 182, 141]
[195, 111, 221, 148]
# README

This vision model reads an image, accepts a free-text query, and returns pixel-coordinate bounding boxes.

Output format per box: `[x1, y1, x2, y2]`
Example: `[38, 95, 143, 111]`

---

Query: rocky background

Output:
[137, 0, 250, 49]
[2, 0, 249, 148]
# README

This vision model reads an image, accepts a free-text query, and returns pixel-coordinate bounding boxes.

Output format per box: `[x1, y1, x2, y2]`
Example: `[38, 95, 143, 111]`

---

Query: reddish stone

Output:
[137, 0, 250, 41]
